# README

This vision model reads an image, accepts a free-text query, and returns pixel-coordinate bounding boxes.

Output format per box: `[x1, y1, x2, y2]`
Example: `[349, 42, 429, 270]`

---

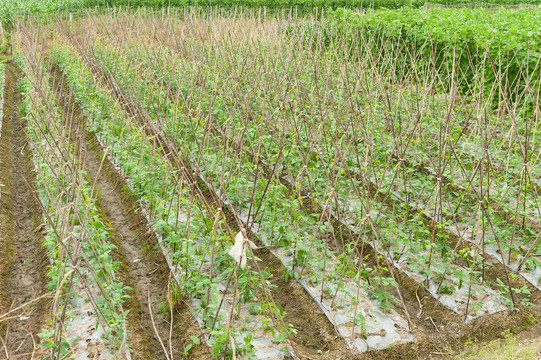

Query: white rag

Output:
[228, 231, 258, 268]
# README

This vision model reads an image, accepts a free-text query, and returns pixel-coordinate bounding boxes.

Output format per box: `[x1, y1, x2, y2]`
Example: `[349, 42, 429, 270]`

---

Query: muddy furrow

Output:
[0, 62, 49, 358]
[49, 65, 210, 359]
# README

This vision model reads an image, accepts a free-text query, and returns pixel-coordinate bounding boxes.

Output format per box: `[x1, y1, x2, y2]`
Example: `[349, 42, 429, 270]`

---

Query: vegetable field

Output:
[2, 0, 541, 29]
[0, 5, 540, 360]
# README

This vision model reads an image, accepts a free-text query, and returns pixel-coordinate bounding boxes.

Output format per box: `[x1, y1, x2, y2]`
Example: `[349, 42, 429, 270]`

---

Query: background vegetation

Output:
[0, 0, 540, 29]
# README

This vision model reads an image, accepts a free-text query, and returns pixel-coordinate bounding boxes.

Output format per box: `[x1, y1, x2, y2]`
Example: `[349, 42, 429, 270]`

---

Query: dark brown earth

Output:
[0, 62, 49, 359]
[251, 243, 358, 360]
[49, 64, 210, 360]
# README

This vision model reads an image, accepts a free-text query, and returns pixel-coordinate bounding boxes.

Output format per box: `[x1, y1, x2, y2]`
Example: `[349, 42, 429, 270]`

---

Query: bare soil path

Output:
[0, 61, 49, 359]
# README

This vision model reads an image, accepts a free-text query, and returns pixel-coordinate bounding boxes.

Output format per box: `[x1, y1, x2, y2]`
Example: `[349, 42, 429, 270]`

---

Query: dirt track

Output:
[0, 62, 49, 359]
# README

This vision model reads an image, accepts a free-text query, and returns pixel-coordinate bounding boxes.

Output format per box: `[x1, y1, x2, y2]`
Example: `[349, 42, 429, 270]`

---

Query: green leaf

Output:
[273, 332, 288, 343]
[190, 335, 201, 345]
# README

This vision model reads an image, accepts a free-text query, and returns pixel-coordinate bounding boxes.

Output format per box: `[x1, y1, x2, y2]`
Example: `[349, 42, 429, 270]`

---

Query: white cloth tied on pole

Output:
[228, 231, 257, 268]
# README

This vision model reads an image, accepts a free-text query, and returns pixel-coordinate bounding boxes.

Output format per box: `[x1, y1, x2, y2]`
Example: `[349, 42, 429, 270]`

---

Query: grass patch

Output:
[447, 331, 540, 360]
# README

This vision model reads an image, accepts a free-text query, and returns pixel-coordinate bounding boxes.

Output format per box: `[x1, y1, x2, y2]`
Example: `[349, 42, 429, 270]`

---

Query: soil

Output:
[49, 65, 211, 360]
[250, 243, 359, 360]
[0, 61, 49, 358]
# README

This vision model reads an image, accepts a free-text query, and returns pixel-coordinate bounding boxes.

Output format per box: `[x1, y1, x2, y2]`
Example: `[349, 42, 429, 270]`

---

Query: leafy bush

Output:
[294, 7, 541, 107]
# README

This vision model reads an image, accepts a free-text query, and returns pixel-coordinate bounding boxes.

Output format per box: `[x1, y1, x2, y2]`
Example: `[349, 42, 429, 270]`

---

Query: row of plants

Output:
[13, 42, 131, 356]
[428, 0, 541, 5]
[75, 0, 424, 8]
[89, 12, 540, 303]
[50, 42, 301, 358]
[4, 0, 541, 28]
[78, 22, 522, 326]
[0, 0, 91, 28]
[60, 26, 433, 351]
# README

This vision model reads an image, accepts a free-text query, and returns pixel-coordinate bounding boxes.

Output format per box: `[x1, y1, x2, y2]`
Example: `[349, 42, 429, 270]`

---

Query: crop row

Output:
[5, 0, 541, 29]
[0, 0, 401, 29]
[429, 0, 541, 5]
[88, 16, 540, 290]
[65, 14, 530, 322]
[13, 42, 131, 356]
[80, 12, 537, 302]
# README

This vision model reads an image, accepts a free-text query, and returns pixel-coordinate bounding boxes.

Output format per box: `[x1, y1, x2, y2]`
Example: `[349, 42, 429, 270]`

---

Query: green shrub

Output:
[292, 7, 541, 107]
